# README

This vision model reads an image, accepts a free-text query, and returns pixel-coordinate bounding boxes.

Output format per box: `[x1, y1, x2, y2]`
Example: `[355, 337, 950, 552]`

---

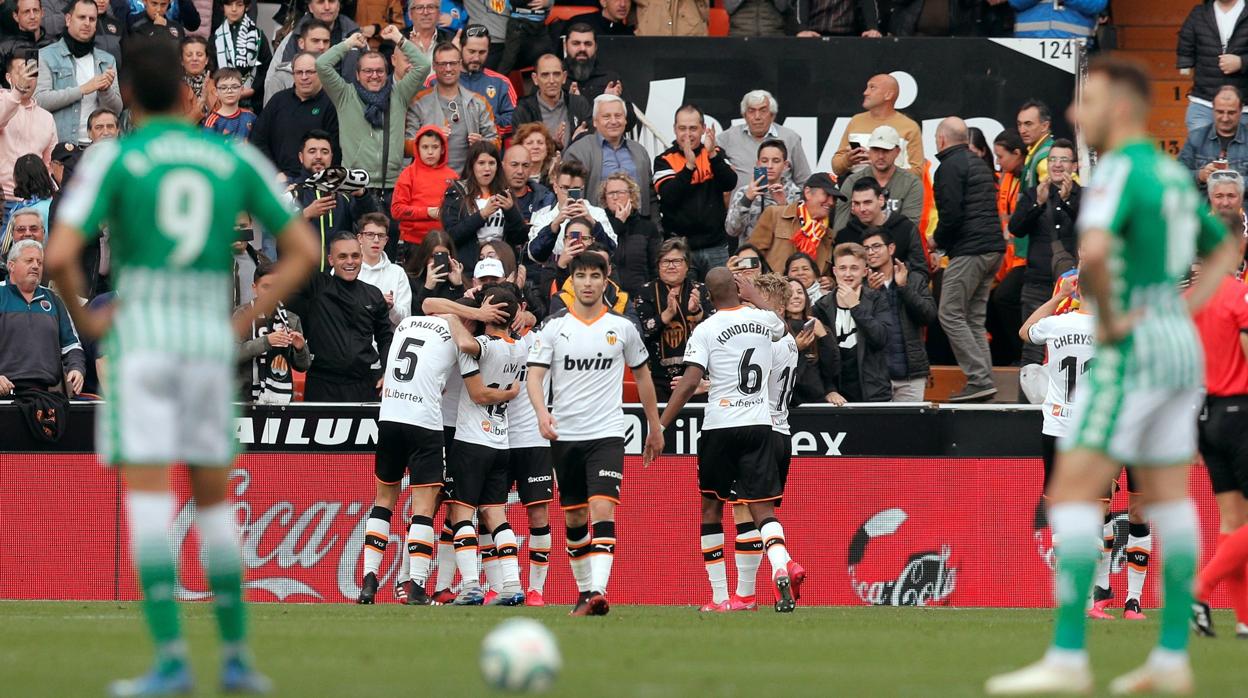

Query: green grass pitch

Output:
[0, 602, 1241, 696]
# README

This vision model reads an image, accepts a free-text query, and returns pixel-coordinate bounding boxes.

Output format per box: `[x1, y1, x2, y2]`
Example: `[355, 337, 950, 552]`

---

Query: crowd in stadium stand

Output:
[0, 0, 1165, 407]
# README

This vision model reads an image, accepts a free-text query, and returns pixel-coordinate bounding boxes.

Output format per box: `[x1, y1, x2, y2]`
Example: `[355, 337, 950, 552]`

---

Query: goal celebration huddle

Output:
[33, 23, 1248, 695]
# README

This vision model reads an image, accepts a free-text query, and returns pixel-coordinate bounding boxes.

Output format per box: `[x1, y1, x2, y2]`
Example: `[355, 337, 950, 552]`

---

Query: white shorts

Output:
[1061, 384, 1204, 468]
[97, 352, 235, 466]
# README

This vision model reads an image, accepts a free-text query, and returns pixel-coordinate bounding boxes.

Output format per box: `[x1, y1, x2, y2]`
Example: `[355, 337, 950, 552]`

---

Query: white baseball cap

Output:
[474, 257, 506, 279]
[867, 125, 901, 150]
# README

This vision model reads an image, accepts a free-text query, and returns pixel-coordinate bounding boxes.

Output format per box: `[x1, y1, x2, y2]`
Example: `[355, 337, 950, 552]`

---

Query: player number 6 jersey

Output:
[683, 306, 785, 431]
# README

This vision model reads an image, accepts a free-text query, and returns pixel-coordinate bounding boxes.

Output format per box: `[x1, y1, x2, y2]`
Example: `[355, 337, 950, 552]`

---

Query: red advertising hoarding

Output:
[0, 452, 1231, 609]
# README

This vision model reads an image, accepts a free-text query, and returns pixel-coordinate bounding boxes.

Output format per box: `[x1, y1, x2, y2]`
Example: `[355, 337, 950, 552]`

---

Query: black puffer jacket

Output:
[1178, 3, 1248, 102]
[609, 211, 660, 299]
[932, 143, 1004, 258]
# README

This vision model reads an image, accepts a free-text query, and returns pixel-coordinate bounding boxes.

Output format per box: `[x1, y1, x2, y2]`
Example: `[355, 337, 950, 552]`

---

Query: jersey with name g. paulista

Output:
[769, 332, 800, 435]
[57, 118, 297, 362]
[1078, 139, 1225, 390]
[378, 315, 459, 430]
[508, 330, 550, 449]
[1028, 312, 1096, 438]
[456, 333, 527, 449]
[683, 305, 785, 431]
[529, 307, 648, 441]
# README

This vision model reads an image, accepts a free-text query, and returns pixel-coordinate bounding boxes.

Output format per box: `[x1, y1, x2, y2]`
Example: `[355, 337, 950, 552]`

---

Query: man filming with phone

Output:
[726, 139, 802, 247]
[524, 160, 616, 267]
[0, 51, 56, 211]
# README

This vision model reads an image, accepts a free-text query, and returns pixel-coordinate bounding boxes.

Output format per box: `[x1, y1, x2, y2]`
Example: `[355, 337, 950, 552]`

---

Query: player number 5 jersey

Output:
[683, 306, 785, 431]
[528, 308, 648, 441]
[378, 316, 460, 430]
[456, 334, 527, 449]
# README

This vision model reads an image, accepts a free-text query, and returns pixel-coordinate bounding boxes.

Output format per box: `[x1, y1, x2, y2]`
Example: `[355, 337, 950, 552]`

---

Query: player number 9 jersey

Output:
[683, 306, 785, 431]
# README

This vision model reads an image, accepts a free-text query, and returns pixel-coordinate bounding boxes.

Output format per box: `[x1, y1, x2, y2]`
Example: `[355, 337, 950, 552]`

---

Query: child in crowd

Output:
[212, 0, 271, 109]
[203, 68, 257, 140]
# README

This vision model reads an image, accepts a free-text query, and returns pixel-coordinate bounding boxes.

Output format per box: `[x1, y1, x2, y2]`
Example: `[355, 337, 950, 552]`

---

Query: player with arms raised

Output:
[660, 268, 805, 613]
[44, 39, 320, 696]
[987, 56, 1243, 695]
[526, 252, 665, 616]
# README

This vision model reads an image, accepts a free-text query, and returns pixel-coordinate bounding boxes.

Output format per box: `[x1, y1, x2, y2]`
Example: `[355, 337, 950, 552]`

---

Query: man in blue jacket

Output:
[1010, 0, 1105, 40]
[35, 0, 124, 144]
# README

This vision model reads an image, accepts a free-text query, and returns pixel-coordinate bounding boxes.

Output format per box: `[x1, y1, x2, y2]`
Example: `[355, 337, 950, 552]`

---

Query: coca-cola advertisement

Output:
[1, 452, 1232, 608]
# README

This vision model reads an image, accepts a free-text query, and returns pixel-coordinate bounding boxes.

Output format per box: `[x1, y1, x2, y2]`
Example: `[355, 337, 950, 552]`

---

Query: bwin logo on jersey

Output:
[563, 354, 614, 370]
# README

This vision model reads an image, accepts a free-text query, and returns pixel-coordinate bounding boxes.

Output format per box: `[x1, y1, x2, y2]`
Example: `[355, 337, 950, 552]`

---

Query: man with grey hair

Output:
[0, 239, 85, 396]
[1208, 169, 1247, 243]
[932, 116, 1003, 403]
[561, 93, 656, 218]
[719, 88, 811, 188]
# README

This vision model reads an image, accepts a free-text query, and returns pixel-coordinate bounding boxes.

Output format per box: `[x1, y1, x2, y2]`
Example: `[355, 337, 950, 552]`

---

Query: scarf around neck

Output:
[214, 16, 261, 82]
[791, 202, 829, 258]
[64, 33, 95, 58]
[354, 80, 393, 129]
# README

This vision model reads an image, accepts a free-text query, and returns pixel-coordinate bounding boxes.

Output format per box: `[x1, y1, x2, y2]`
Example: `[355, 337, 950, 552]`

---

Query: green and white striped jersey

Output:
[58, 118, 297, 361]
[1077, 138, 1227, 389]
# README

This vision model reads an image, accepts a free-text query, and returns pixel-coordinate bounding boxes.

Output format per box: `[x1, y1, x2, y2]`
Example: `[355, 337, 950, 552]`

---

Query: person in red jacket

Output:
[391, 125, 456, 247]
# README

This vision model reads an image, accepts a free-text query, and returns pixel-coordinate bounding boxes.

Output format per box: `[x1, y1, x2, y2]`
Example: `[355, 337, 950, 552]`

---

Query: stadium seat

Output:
[708, 8, 729, 36]
[924, 366, 1020, 403]
[508, 68, 533, 99]
[622, 366, 640, 403]
[546, 6, 596, 24]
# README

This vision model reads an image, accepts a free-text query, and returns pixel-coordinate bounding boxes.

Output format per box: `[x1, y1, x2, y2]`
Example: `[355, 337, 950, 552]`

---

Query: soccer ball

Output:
[479, 618, 562, 693]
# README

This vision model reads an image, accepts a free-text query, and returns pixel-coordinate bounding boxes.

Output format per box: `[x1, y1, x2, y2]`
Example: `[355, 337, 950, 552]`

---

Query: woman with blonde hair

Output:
[514, 121, 560, 188]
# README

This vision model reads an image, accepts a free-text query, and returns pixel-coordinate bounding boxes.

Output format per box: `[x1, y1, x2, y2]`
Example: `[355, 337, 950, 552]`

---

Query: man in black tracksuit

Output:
[653, 104, 738, 280]
[932, 117, 1003, 403]
[1008, 137, 1082, 369]
[285, 234, 393, 402]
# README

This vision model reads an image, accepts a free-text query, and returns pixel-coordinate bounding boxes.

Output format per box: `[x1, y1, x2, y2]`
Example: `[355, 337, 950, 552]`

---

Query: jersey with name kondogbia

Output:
[768, 332, 800, 435]
[508, 330, 550, 449]
[683, 305, 785, 431]
[455, 333, 527, 449]
[56, 117, 297, 362]
[378, 315, 459, 430]
[528, 306, 648, 441]
[1028, 311, 1096, 438]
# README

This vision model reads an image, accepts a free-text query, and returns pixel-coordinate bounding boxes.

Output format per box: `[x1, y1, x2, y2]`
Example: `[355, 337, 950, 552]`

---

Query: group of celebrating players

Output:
[358, 251, 807, 614]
